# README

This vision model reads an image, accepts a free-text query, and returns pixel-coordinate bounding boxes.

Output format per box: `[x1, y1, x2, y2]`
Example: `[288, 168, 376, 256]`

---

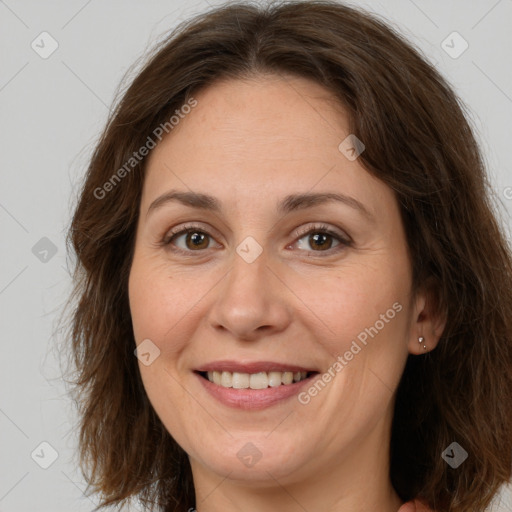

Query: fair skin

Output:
[128, 74, 445, 512]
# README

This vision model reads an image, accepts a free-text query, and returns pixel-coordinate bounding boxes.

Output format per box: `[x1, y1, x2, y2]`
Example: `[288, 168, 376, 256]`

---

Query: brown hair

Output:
[61, 1, 512, 511]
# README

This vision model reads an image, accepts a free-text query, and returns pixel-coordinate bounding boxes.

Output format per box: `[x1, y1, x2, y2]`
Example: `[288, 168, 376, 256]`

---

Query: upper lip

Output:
[195, 360, 318, 374]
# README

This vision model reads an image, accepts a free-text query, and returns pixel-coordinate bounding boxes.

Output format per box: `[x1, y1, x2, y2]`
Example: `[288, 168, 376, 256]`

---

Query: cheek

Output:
[128, 255, 190, 343]
[128, 254, 224, 377]
[293, 253, 412, 381]
[304, 264, 408, 335]
[128, 260, 194, 430]
[294, 266, 411, 427]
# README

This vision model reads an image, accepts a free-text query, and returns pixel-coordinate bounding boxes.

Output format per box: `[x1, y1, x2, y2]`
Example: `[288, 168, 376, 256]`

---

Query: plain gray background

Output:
[1, 0, 511, 511]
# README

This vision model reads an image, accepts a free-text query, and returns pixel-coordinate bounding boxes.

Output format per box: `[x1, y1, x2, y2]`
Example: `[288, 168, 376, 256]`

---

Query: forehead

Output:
[141, 75, 390, 215]
[148, 75, 345, 162]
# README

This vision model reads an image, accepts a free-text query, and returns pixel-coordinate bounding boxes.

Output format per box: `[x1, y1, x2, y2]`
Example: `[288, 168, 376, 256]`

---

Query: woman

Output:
[63, 1, 512, 511]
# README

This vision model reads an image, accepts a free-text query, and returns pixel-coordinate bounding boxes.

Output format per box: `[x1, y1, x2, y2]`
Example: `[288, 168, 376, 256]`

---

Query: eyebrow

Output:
[146, 190, 374, 221]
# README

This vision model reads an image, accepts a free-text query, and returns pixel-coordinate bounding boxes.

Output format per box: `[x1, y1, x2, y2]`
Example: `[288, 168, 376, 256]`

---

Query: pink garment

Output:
[398, 499, 434, 511]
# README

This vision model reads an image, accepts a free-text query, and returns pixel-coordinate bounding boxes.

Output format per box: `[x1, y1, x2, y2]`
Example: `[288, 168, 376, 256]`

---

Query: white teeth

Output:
[268, 371, 282, 387]
[281, 371, 293, 385]
[205, 370, 309, 388]
[221, 371, 233, 387]
[249, 372, 268, 389]
[232, 372, 249, 389]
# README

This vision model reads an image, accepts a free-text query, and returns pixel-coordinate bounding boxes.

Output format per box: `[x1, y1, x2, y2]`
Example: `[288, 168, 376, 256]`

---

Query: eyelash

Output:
[160, 222, 352, 257]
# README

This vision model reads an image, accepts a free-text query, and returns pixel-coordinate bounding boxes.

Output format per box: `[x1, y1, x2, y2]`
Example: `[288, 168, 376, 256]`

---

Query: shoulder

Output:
[398, 499, 435, 512]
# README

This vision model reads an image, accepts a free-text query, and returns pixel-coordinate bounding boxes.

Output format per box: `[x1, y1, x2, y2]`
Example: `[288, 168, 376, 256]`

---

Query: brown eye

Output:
[293, 224, 350, 254]
[162, 223, 350, 257]
[184, 231, 210, 250]
[305, 232, 335, 251]
[166, 229, 213, 251]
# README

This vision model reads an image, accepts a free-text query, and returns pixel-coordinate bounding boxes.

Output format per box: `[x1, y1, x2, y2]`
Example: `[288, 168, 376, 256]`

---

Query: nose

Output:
[206, 248, 292, 342]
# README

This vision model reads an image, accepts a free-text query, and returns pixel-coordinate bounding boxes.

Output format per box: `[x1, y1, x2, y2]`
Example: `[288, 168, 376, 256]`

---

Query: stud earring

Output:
[418, 336, 427, 350]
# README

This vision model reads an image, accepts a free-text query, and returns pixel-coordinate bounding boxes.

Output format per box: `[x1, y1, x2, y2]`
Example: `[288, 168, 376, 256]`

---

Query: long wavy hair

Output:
[61, 1, 512, 511]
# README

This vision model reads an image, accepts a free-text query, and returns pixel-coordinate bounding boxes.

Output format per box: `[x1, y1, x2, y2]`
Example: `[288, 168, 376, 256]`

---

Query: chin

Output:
[190, 435, 315, 485]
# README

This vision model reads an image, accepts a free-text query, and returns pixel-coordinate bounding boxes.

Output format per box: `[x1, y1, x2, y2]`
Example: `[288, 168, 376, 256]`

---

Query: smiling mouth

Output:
[197, 370, 318, 389]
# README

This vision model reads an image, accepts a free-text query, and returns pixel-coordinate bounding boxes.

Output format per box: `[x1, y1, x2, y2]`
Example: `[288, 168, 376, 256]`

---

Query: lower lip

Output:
[195, 372, 318, 410]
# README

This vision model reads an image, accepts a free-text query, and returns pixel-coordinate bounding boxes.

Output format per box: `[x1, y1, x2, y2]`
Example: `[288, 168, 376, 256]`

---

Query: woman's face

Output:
[129, 74, 422, 487]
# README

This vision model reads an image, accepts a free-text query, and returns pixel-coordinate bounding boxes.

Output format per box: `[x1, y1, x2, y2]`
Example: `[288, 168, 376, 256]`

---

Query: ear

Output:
[408, 277, 447, 355]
